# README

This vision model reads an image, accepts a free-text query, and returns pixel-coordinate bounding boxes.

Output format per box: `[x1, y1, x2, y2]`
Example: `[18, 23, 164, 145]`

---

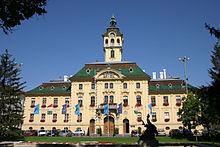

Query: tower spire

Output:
[110, 15, 117, 28]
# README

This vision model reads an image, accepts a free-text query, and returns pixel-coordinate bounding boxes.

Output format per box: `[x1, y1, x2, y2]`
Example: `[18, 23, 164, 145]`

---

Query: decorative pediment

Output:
[95, 69, 124, 80]
[76, 92, 84, 96]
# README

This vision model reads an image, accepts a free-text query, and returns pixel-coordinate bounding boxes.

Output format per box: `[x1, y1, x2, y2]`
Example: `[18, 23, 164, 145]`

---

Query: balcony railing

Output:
[98, 103, 117, 109]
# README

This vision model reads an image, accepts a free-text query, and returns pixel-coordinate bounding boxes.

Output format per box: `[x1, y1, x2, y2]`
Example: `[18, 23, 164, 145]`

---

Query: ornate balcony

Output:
[98, 103, 117, 109]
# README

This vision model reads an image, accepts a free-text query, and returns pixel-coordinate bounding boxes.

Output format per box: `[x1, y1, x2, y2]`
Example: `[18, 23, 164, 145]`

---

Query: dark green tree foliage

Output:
[0, 49, 26, 141]
[0, 0, 47, 34]
[205, 23, 220, 40]
[179, 93, 200, 131]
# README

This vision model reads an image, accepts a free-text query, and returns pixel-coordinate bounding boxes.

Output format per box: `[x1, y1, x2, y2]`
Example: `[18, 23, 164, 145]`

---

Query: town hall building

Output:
[22, 16, 187, 135]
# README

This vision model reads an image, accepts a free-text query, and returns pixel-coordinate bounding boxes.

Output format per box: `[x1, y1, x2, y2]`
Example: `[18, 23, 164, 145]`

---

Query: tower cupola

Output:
[103, 16, 124, 62]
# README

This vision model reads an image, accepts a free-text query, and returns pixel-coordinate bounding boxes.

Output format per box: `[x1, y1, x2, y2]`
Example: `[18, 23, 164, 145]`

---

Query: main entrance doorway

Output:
[89, 119, 95, 134]
[104, 116, 114, 135]
[123, 119, 129, 133]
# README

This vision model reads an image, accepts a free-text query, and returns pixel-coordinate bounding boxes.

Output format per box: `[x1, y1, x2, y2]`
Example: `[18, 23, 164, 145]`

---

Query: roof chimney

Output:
[64, 75, 69, 82]
[163, 69, 167, 79]
[152, 72, 157, 79]
[159, 72, 164, 79]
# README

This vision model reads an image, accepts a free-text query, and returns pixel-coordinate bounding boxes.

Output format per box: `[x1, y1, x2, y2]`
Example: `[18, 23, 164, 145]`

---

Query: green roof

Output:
[70, 62, 150, 81]
[25, 82, 71, 96]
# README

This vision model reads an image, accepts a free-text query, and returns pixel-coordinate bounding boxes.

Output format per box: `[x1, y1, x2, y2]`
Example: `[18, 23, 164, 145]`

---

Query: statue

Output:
[138, 114, 159, 147]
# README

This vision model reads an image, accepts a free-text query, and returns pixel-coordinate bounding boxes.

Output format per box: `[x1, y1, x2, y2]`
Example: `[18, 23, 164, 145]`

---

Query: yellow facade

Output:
[22, 16, 187, 135]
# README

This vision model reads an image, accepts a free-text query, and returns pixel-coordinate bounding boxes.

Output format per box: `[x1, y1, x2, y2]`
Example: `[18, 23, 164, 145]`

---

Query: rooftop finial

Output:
[110, 15, 117, 28]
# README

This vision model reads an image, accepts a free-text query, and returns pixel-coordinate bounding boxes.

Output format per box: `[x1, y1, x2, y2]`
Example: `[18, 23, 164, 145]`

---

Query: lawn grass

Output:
[24, 136, 220, 145]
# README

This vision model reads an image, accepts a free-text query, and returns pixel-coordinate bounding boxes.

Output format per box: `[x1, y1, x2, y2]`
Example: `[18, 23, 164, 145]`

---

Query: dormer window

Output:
[39, 86, 43, 90]
[168, 83, 172, 88]
[86, 69, 90, 74]
[129, 67, 133, 72]
[51, 86, 55, 90]
[156, 84, 160, 89]
[62, 86, 66, 90]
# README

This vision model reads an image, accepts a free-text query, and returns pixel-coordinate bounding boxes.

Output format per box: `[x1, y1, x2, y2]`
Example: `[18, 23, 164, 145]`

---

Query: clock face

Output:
[109, 33, 115, 38]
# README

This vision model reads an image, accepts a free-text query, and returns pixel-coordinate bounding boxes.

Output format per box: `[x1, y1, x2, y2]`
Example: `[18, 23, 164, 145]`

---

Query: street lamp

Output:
[179, 57, 190, 95]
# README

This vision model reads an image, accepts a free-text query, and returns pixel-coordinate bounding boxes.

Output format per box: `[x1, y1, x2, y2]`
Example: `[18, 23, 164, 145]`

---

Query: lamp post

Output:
[179, 57, 190, 95]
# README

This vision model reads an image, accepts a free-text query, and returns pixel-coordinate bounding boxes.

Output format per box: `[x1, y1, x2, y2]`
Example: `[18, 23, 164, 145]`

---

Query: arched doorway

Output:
[123, 119, 129, 133]
[89, 119, 95, 134]
[104, 116, 114, 135]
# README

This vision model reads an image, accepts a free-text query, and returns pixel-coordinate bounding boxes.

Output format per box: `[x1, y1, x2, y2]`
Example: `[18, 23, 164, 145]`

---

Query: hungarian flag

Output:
[134, 106, 139, 114]
[47, 104, 53, 115]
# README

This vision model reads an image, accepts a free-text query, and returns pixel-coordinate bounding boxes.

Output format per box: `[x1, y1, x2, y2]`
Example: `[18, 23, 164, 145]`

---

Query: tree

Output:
[0, 0, 47, 34]
[205, 23, 220, 40]
[179, 93, 200, 132]
[0, 49, 26, 141]
[205, 24, 220, 125]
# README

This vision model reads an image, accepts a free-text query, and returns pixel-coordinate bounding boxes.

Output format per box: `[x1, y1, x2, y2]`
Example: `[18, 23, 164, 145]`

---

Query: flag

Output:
[75, 104, 80, 115]
[104, 104, 109, 114]
[117, 103, 122, 114]
[134, 106, 139, 114]
[34, 104, 40, 114]
[47, 104, 53, 115]
[62, 104, 67, 114]
[148, 103, 153, 115]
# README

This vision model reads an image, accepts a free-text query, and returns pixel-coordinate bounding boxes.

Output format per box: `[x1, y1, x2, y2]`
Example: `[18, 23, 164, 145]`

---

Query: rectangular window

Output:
[91, 83, 95, 89]
[152, 112, 157, 120]
[176, 96, 181, 103]
[65, 98, 69, 105]
[136, 95, 141, 105]
[177, 112, 181, 118]
[79, 84, 83, 90]
[64, 114, 69, 120]
[104, 96, 108, 103]
[54, 98, 58, 105]
[42, 98, 47, 105]
[137, 112, 142, 122]
[31, 98, 35, 105]
[164, 112, 170, 119]
[163, 96, 169, 104]
[30, 113, 34, 120]
[151, 96, 156, 105]
[136, 83, 140, 88]
[123, 83, 127, 89]
[41, 113, 46, 120]
[123, 96, 128, 105]
[53, 114, 57, 120]
[110, 83, 113, 89]
[104, 83, 108, 89]
[78, 97, 83, 107]
[77, 113, 82, 122]
[110, 95, 114, 103]
[91, 96, 95, 106]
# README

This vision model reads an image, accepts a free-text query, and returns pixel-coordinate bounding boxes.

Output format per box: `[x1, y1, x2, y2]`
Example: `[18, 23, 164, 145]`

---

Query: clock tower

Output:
[103, 16, 124, 62]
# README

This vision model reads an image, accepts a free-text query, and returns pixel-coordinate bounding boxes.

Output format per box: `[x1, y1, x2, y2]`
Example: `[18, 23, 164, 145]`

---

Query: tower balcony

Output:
[104, 44, 121, 47]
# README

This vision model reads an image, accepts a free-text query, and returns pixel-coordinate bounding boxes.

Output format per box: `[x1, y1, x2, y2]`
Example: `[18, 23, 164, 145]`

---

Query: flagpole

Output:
[108, 103, 110, 137]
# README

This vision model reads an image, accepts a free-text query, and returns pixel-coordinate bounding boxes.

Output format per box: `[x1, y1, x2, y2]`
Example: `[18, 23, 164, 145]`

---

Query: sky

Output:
[0, 0, 219, 91]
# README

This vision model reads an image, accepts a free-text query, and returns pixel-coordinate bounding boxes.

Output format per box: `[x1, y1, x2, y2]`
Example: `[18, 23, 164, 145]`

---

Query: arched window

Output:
[111, 39, 114, 43]
[111, 50, 115, 58]
[105, 39, 108, 44]
[117, 39, 120, 44]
